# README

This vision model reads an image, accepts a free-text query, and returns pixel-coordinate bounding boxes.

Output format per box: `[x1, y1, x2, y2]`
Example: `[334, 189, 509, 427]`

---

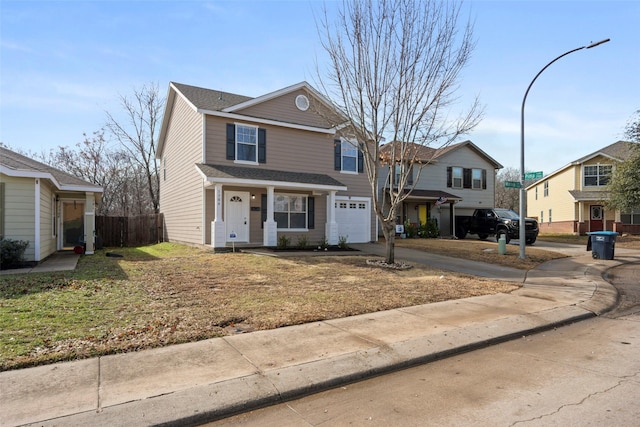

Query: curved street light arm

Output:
[518, 39, 610, 259]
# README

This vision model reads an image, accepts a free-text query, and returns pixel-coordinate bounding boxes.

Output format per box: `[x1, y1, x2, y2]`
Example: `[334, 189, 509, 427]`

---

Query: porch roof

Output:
[568, 190, 610, 202]
[196, 163, 348, 192]
[400, 188, 463, 202]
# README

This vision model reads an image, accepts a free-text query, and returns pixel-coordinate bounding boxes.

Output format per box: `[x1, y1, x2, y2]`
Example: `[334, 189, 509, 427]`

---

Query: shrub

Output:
[277, 235, 290, 249]
[338, 235, 349, 249]
[404, 221, 418, 238]
[317, 236, 329, 250]
[296, 235, 309, 249]
[419, 219, 440, 238]
[0, 239, 30, 269]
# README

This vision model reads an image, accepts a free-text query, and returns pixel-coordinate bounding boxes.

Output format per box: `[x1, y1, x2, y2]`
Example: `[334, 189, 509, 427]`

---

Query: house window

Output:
[341, 140, 358, 173]
[274, 194, 307, 229]
[163, 157, 167, 181]
[583, 164, 612, 186]
[548, 209, 552, 224]
[543, 181, 549, 197]
[236, 124, 258, 163]
[452, 167, 463, 188]
[540, 211, 544, 223]
[472, 169, 482, 189]
[621, 208, 640, 224]
[535, 187, 538, 200]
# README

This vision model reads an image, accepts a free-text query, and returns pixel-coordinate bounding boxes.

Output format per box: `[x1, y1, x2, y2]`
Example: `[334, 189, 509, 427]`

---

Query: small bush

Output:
[0, 239, 30, 269]
[419, 219, 440, 238]
[338, 235, 349, 249]
[296, 235, 309, 249]
[404, 221, 418, 238]
[317, 237, 329, 250]
[277, 235, 290, 249]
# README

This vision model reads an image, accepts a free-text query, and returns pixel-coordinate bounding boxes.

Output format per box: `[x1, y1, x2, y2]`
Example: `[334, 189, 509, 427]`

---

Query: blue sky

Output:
[1, 0, 638, 174]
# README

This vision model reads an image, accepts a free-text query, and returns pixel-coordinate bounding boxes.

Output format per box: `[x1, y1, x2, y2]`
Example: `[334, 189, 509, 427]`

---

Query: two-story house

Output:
[526, 140, 639, 235]
[378, 140, 503, 237]
[156, 81, 376, 249]
[0, 147, 103, 263]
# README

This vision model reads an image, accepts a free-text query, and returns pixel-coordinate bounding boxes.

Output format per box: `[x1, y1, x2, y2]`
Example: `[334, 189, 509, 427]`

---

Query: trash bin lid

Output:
[587, 231, 619, 236]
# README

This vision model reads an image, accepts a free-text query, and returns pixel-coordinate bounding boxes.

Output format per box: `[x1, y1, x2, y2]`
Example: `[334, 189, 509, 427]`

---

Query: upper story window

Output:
[452, 167, 463, 188]
[472, 169, 483, 189]
[535, 186, 538, 200]
[583, 164, 612, 186]
[447, 167, 486, 190]
[226, 123, 266, 164]
[236, 124, 258, 162]
[334, 138, 363, 173]
[543, 181, 549, 197]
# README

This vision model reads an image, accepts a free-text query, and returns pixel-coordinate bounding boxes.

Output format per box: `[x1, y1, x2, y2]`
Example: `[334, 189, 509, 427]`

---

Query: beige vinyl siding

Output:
[160, 94, 205, 245]
[38, 180, 56, 260]
[238, 89, 337, 129]
[527, 166, 577, 223]
[1, 174, 36, 261]
[205, 116, 376, 242]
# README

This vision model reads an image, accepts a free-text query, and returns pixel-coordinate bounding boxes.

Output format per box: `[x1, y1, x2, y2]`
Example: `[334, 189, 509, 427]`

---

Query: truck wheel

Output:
[525, 236, 537, 245]
[478, 234, 489, 240]
[496, 230, 510, 244]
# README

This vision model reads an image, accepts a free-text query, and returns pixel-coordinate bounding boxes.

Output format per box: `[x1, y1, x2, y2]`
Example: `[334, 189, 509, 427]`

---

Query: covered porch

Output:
[395, 189, 463, 237]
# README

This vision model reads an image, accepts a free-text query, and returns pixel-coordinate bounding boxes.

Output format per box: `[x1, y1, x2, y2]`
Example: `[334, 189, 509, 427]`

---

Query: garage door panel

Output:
[335, 199, 370, 243]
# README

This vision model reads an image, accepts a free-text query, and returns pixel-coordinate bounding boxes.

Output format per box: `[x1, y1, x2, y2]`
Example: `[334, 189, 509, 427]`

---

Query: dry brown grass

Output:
[1, 243, 519, 370]
[394, 238, 567, 270]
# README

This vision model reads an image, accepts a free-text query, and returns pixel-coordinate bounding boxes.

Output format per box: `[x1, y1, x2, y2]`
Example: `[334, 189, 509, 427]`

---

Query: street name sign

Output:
[524, 171, 543, 180]
[505, 181, 522, 188]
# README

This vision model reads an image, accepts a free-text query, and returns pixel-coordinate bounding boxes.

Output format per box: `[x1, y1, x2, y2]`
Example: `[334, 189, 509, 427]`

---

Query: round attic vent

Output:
[295, 94, 309, 111]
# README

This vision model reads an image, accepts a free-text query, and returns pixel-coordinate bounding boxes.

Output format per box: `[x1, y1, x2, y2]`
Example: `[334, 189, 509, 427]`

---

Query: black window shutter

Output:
[226, 124, 235, 160]
[334, 140, 342, 170]
[357, 148, 364, 173]
[482, 169, 487, 189]
[463, 168, 472, 189]
[261, 194, 267, 229]
[258, 128, 266, 163]
[446, 167, 452, 188]
[308, 197, 315, 229]
[407, 165, 414, 185]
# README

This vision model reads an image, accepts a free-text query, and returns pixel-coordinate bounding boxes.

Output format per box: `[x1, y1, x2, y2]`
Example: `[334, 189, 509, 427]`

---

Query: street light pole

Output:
[518, 38, 610, 259]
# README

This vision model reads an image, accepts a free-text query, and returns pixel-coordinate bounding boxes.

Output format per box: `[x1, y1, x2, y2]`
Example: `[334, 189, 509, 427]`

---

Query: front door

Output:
[225, 191, 250, 242]
[590, 205, 604, 232]
[62, 201, 84, 248]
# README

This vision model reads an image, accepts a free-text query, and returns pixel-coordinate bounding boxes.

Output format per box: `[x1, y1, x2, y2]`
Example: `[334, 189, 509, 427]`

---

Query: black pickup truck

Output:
[455, 208, 539, 244]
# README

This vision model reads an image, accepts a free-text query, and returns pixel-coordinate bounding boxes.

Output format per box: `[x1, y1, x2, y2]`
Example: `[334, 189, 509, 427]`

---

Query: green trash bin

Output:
[587, 231, 618, 260]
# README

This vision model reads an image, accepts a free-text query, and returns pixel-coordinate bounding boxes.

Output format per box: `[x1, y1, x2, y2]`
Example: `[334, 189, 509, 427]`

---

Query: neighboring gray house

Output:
[0, 147, 103, 263]
[378, 140, 503, 237]
[156, 81, 376, 249]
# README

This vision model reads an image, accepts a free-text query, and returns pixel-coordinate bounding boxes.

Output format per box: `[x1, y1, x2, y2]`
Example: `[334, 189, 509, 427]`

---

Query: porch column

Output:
[263, 186, 277, 246]
[325, 190, 338, 245]
[211, 184, 226, 248]
[84, 192, 96, 255]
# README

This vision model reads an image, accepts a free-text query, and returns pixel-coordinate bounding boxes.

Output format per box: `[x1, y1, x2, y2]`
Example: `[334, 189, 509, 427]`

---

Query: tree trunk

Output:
[381, 220, 396, 264]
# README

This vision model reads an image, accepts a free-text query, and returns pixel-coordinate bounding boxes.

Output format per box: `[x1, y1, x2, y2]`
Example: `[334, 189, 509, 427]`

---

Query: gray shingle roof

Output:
[172, 82, 253, 112]
[568, 190, 609, 201]
[0, 146, 102, 191]
[196, 163, 346, 188]
[576, 140, 637, 163]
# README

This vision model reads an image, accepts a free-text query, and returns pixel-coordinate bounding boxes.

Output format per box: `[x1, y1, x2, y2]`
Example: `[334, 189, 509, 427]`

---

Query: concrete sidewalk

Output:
[1, 244, 637, 427]
[0, 251, 80, 275]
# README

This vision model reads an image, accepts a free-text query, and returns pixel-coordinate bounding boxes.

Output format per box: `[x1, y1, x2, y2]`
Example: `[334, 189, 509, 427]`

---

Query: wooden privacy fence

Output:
[95, 214, 163, 247]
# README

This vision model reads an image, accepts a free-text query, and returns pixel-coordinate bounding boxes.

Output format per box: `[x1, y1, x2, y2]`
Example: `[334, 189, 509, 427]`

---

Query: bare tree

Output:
[317, 0, 482, 263]
[105, 83, 164, 213]
[495, 167, 522, 210]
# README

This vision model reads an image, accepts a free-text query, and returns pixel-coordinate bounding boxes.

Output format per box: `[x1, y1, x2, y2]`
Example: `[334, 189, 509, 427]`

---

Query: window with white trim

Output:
[548, 209, 552, 224]
[452, 167, 463, 188]
[540, 211, 544, 223]
[583, 164, 612, 186]
[543, 181, 549, 197]
[52, 195, 57, 237]
[274, 194, 308, 229]
[621, 208, 640, 224]
[341, 140, 358, 172]
[236, 124, 258, 163]
[472, 169, 483, 189]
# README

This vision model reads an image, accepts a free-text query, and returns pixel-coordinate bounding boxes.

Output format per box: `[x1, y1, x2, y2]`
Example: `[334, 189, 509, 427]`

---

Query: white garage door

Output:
[335, 198, 371, 243]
